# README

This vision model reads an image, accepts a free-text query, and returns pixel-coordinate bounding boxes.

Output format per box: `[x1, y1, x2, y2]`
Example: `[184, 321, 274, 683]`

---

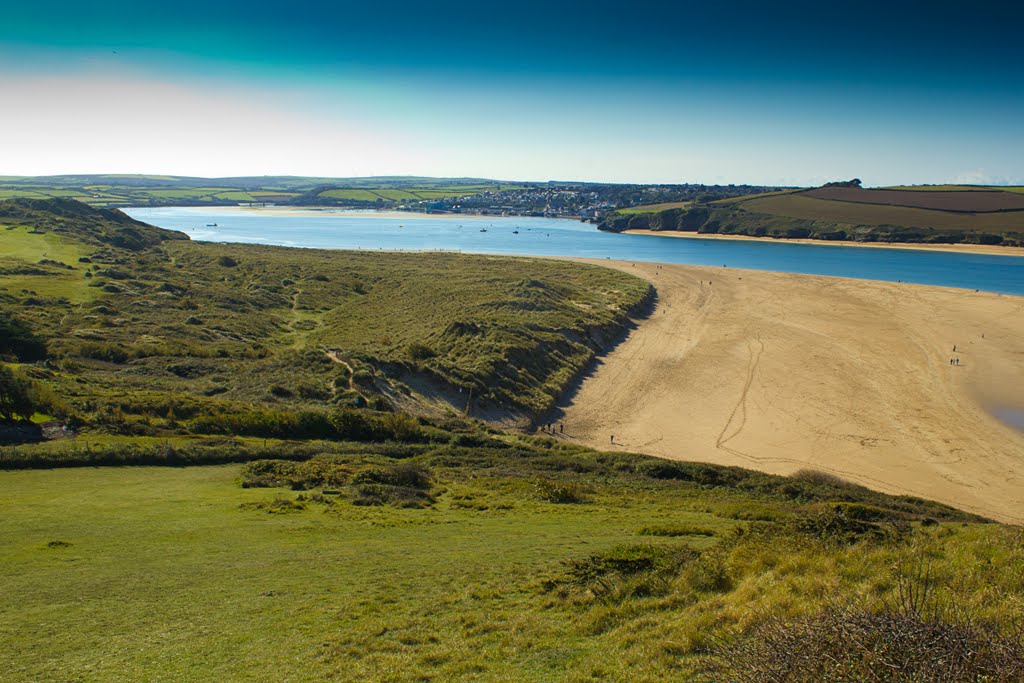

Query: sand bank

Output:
[555, 260, 1024, 523]
[624, 229, 1024, 257]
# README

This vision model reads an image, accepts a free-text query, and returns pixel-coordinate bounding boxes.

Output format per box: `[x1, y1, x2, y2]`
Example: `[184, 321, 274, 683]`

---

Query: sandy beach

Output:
[624, 228, 1024, 257]
[555, 260, 1024, 523]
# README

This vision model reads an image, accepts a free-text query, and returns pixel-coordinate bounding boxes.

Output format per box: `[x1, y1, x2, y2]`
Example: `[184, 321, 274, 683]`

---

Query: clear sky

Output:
[2, 0, 1022, 186]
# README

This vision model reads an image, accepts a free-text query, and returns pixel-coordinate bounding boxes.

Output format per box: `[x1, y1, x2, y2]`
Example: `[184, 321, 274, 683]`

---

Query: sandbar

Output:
[624, 229, 1024, 257]
[555, 260, 1024, 523]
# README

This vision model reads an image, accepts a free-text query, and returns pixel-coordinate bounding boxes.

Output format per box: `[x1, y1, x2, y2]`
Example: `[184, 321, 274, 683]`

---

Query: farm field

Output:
[0, 175, 523, 210]
[616, 201, 691, 214]
[602, 184, 1024, 246]
[886, 185, 1024, 193]
[741, 193, 1024, 232]
[803, 186, 1024, 212]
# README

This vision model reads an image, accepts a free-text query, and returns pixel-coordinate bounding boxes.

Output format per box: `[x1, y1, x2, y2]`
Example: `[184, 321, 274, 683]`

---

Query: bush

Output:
[534, 478, 590, 503]
[406, 342, 436, 361]
[0, 365, 37, 421]
[715, 602, 1024, 682]
[0, 313, 47, 361]
[351, 462, 431, 489]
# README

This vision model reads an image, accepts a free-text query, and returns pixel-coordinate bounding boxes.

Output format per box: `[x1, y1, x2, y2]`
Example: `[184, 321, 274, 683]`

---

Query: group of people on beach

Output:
[540, 422, 564, 434]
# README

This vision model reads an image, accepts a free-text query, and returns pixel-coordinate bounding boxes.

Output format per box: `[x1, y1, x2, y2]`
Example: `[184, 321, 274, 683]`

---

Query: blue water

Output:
[993, 407, 1024, 431]
[125, 207, 1024, 296]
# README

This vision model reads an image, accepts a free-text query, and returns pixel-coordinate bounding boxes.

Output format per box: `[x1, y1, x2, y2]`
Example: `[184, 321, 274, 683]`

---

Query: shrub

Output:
[534, 478, 590, 503]
[637, 525, 716, 537]
[351, 462, 431, 489]
[217, 255, 238, 267]
[406, 342, 436, 361]
[715, 602, 1024, 682]
[0, 365, 35, 421]
[0, 312, 47, 361]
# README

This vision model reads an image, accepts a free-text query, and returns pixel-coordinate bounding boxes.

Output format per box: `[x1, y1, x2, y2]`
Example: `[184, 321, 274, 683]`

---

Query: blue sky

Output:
[1, 1, 1022, 185]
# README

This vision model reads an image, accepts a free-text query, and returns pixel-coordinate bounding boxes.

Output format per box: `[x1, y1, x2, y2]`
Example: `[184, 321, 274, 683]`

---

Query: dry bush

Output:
[713, 556, 1024, 682]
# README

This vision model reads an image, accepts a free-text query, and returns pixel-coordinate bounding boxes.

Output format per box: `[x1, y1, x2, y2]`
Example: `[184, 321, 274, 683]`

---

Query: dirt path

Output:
[555, 261, 1024, 523]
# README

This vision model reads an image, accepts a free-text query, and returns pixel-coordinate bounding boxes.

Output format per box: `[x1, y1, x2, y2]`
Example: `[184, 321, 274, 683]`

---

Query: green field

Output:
[0, 176, 521, 209]
[318, 189, 384, 202]
[613, 201, 691, 215]
[1, 452, 1019, 681]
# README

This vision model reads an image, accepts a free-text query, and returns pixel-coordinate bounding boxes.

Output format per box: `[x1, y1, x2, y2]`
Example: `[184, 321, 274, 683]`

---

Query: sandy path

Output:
[555, 261, 1024, 523]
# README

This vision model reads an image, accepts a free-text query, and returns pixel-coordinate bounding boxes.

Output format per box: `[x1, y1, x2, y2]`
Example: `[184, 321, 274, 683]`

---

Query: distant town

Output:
[397, 182, 784, 220]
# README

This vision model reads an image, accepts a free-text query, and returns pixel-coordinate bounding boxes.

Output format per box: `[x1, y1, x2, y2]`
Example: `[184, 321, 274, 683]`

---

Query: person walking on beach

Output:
[610, 434, 614, 444]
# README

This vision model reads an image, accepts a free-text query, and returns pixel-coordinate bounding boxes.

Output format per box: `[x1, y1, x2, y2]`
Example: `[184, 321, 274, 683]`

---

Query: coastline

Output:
[554, 259, 1024, 523]
[624, 228, 1024, 257]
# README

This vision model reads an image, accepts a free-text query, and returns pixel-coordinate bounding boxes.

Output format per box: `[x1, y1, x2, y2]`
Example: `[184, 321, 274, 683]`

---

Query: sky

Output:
[1, 0, 1022, 186]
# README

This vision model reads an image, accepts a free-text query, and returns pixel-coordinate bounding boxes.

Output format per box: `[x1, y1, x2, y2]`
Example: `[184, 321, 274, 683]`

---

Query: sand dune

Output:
[555, 260, 1024, 523]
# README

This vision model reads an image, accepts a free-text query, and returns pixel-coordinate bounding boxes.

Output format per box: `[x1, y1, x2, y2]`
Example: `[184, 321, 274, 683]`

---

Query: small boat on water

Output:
[206, 223, 218, 227]
[479, 228, 488, 233]
[512, 229, 519, 234]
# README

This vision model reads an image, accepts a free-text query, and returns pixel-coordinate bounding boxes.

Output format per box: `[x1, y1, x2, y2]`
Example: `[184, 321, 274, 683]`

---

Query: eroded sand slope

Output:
[557, 260, 1024, 523]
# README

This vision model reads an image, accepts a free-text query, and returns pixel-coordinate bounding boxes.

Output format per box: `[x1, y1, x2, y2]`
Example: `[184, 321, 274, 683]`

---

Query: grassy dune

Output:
[1, 198, 651, 430]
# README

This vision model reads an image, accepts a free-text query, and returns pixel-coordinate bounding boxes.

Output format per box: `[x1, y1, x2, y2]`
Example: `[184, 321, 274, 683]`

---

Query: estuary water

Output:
[125, 207, 1024, 296]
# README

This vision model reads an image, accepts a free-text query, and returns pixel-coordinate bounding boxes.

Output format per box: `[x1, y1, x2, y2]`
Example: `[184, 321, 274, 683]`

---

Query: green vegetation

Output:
[615, 201, 692, 215]
[0, 175, 523, 209]
[1, 198, 651, 434]
[2, 443, 1018, 681]
[601, 184, 1024, 246]
[2, 198, 1021, 680]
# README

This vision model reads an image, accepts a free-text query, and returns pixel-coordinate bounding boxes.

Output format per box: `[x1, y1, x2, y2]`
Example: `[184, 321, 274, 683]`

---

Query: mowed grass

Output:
[0, 225, 93, 302]
[0, 461, 1019, 681]
[0, 463, 727, 681]
[741, 193, 1024, 231]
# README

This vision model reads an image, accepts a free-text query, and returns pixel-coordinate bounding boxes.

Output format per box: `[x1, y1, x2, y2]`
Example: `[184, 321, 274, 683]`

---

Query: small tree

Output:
[0, 365, 35, 422]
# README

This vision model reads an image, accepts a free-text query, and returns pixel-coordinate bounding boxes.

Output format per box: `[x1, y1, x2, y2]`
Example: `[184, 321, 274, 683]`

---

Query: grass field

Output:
[0, 176, 520, 209]
[616, 201, 692, 214]
[0, 453, 1018, 681]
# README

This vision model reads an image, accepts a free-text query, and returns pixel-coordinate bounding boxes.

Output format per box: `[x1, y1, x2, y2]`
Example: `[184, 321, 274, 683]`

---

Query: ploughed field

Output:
[803, 186, 1024, 212]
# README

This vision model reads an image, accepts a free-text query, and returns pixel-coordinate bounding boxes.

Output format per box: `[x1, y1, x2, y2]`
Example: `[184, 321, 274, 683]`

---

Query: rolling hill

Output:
[600, 183, 1024, 246]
